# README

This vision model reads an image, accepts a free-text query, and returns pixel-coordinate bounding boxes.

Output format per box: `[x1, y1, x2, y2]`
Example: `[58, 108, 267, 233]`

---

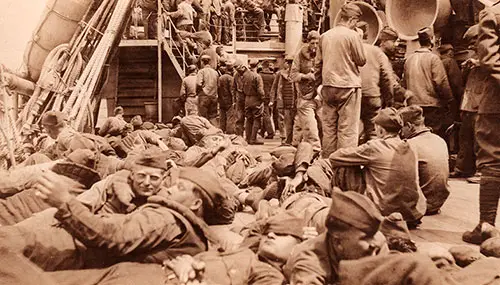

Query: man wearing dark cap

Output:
[218, 61, 235, 133]
[290, 30, 321, 151]
[271, 56, 297, 145]
[197, 54, 219, 125]
[234, 59, 266, 144]
[403, 27, 453, 139]
[315, 3, 366, 158]
[377, 26, 398, 65]
[359, 25, 396, 142]
[98, 106, 126, 138]
[399, 105, 450, 215]
[329, 108, 427, 225]
[284, 191, 388, 284]
[0, 165, 233, 271]
[259, 59, 276, 139]
[181, 64, 199, 116]
[463, 1, 500, 244]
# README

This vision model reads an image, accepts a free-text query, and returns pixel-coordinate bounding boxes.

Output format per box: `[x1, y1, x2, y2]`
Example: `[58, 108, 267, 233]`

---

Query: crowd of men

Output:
[4, 0, 500, 284]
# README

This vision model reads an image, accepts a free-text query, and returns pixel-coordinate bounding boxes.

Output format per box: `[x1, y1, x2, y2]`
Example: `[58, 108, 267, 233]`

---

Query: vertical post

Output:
[232, 25, 237, 55]
[157, 0, 163, 122]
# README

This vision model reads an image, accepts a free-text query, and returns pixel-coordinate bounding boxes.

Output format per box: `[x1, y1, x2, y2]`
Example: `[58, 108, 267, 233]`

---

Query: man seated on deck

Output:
[98, 106, 127, 138]
[0, 164, 235, 271]
[328, 107, 427, 228]
[399, 105, 451, 215]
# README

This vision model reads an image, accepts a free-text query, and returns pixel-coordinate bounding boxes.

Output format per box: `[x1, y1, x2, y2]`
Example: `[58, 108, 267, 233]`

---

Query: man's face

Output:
[42, 124, 61, 140]
[131, 166, 165, 197]
[381, 39, 396, 56]
[236, 65, 246, 74]
[268, 62, 275, 71]
[200, 134, 225, 149]
[258, 231, 300, 262]
[308, 39, 319, 54]
[165, 178, 199, 208]
[329, 228, 386, 260]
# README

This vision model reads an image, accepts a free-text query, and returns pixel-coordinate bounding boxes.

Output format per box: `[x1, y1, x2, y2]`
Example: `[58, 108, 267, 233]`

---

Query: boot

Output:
[245, 118, 253, 143]
[463, 176, 500, 244]
[249, 118, 264, 145]
[463, 223, 483, 245]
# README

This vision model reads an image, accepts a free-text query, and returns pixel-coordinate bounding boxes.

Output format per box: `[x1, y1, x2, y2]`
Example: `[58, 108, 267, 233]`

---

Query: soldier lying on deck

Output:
[0, 158, 235, 271]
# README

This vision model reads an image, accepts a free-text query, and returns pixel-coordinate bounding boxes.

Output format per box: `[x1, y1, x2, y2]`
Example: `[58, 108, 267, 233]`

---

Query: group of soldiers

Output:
[3, 0, 500, 284]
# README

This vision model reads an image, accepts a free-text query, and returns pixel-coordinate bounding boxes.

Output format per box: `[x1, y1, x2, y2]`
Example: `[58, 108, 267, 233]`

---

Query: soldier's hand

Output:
[34, 170, 73, 208]
[304, 72, 315, 82]
[109, 170, 135, 208]
[269, 101, 274, 107]
[302, 226, 318, 240]
[164, 255, 197, 284]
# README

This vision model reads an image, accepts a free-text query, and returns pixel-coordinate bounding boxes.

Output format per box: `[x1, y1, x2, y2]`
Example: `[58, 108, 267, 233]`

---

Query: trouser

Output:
[185, 96, 199, 115]
[320, 87, 362, 158]
[330, 166, 366, 195]
[235, 102, 245, 136]
[198, 96, 218, 123]
[142, 10, 158, 39]
[210, 14, 222, 43]
[219, 106, 230, 133]
[292, 97, 321, 151]
[455, 111, 478, 175]
[221, 14, 233, 44]
[476, 113, 500, 226]
[279, 108, 296, 144]
[245, 104, 264, 142]
[200, 12, 210, 30]
[273, 102, 280, 134]
[422, 106, 448, 140]
[263, 8, 276, 30]
[261, 104, 275, 138]
[360, 96, 382, 143]
[249, 8, 265, 37]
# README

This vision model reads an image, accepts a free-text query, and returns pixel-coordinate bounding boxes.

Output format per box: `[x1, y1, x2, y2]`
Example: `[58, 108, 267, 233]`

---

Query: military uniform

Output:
[259, 69, 276, 138]
[197, 65, 219, 123]
[218, 71, 234, 132]
[271, 69, 296, 144]
[181, 72, 199, 115]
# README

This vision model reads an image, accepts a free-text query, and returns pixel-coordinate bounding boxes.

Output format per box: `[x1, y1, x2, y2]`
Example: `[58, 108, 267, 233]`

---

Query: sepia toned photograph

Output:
[0, 0, 498, 284]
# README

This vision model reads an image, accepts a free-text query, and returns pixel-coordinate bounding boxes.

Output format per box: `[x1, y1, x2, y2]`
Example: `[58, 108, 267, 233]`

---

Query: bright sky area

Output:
[0, 0, 45, 71]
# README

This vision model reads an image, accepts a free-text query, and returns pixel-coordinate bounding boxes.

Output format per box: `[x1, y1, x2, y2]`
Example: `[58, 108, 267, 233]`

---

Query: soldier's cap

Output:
[131, 115, 143, 127]
[264, 211, 305, 240]
[141, 121, 156, 130]
[373, 107, 404, 132]
[307, 30, 320, 41]
[200, 54, 212, 62]
[326, 191, 383, 237]
[398, 105, 425, 125]
[379, 26, 398, 41]
[249, 58, 260, 67]
[380, 212, 412, 241]
[172, 116, 182, 123]
[178, 167, 236, 224]
[340, 2, 362, 18]
[187, 64, 197, 74]
[285, 54, 294, 61]
[41, 111, 67, 127]
[463, 24, 479, 42]
[55, 149, 102, 189]
[417, 27, 434, 43]
[234, 59, 246, 68]
[356, 21, 369, 32]
[438, 43, 454, 54]
[114, 106, 124, 115]
[134, 148, 169, 170]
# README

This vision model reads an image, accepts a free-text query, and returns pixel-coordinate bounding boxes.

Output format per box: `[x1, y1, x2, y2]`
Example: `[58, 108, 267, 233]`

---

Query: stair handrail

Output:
[317, 0, 327, 32]
[161, 11, 194, 75]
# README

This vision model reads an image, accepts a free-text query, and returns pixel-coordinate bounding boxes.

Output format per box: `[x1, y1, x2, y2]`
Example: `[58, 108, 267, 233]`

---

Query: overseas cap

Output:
[398, 105, 425, 125]
[373, 107, 404, 132]
[379, 26, 398, 41]
[41, 111, 67, 126]
[135, 149, 169, 170]
[264, 211, 304, 240]
[463, 24, 479, 42]
[327, 191, 383, 236]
